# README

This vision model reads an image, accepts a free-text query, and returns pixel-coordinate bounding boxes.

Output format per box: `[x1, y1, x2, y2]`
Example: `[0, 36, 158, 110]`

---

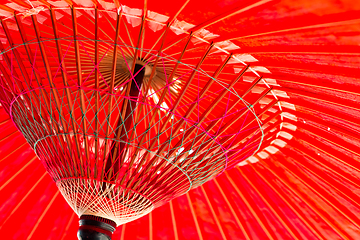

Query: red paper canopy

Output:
[0, 0, 360, 239]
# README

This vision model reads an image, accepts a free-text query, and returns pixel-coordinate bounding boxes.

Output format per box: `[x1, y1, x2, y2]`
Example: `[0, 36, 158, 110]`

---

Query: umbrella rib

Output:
[50, 7, 81, 177]
[102, 10, 122, 180]
[72, 6, 91, 175]
[218, 18, 360, 42]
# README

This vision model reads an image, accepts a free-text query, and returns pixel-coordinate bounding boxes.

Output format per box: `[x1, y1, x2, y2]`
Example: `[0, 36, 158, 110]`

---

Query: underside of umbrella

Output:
[0, 0, 359, 239]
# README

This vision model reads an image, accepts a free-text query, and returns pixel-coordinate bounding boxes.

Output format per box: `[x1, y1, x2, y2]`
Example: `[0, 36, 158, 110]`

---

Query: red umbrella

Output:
[0, 0, 360, 239]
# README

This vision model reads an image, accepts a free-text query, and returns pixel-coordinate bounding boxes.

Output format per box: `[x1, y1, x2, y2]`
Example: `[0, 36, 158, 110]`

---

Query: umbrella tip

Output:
[77, 215, 117, 240]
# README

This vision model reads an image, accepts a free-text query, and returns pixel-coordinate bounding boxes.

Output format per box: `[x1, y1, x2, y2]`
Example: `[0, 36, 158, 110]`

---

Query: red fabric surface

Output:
[0, 0, 359, 239]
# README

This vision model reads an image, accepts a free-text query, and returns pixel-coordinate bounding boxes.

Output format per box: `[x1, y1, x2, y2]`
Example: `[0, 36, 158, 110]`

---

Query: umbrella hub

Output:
[127, 59, 155, 78]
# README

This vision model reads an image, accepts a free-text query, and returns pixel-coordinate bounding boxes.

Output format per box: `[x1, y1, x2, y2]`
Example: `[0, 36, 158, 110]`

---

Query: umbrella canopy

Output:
[0, 0, 360, 239]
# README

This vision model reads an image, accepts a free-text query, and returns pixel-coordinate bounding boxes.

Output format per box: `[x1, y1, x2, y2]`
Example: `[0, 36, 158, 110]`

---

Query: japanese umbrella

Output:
[0, 0, 359, 239]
